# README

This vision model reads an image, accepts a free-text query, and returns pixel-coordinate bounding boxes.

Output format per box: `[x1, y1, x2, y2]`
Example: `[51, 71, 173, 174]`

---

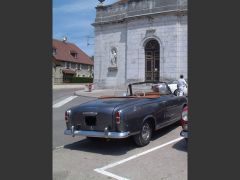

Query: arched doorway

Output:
[145, 39, 160, 81]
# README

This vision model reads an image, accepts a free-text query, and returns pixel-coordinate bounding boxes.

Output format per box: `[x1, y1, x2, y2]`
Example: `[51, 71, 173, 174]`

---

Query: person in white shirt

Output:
[177, 75, 188, 96]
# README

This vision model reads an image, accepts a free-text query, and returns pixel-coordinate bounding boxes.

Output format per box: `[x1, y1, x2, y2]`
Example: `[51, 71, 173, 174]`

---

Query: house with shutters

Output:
[52, 38, 94, 84]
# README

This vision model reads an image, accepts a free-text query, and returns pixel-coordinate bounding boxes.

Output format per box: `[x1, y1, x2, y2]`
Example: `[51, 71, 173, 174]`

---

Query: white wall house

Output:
[52, 38, 94, 84]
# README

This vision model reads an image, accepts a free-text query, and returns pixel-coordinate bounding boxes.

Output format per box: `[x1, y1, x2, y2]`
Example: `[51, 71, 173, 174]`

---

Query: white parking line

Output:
[53, 96, 78, 108]
[94, 137, 183, 180]
[95, 168, 130, 180]
[53, 145, 64, 151]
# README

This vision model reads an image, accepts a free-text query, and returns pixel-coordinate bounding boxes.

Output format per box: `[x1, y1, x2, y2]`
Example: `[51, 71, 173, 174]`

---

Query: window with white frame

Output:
[71, 63, 75, 69]
[66, 62, 70, 69]
[81, 64, 88, 70]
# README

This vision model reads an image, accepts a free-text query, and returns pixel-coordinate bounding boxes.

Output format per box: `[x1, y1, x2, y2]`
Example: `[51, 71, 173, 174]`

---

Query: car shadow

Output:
[64, 137, 136, 156]
[64, 122, 181, 156]
[172, 138, 188, 152]
[151, 122, 180, 141]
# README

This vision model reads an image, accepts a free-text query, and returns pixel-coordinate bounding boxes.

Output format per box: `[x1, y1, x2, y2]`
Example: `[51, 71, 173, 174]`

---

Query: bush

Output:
[70, 77, 93, 83]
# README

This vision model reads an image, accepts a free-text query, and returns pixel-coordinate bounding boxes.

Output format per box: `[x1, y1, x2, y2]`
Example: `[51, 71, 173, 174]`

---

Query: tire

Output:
[133, 121, 153, 147]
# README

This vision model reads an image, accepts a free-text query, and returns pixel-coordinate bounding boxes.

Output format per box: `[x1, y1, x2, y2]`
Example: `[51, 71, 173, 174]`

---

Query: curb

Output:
[53, 87, 85, 90]
[73, 89, 127, 98]
[73, 91, 100, 98]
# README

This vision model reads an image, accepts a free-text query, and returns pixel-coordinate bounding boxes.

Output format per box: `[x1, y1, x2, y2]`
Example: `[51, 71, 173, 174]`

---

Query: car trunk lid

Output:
[70, 98, 141, 132]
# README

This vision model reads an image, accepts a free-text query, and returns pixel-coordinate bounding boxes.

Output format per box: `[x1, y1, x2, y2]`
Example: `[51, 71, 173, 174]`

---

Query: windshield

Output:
[128, 82, 171, 96]
[168, 80, 178, 84]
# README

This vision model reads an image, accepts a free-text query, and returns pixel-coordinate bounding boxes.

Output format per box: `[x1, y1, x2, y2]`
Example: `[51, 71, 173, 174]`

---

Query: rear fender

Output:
[142, 115, 157, 131]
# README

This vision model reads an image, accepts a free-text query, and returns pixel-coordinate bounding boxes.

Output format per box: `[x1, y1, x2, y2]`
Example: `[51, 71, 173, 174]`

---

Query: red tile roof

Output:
[52, 39, 93, 65]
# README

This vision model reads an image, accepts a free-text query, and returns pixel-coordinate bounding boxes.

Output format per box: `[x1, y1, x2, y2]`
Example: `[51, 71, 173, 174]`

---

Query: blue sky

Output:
[53, 0, 117, 56]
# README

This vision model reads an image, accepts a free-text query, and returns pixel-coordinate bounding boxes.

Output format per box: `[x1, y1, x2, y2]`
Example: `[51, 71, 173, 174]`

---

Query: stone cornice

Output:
[92, 9, 187, 26]
[93, 0, 187, 26]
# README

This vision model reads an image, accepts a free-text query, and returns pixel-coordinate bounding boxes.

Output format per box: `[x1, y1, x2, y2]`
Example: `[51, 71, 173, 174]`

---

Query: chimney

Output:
[62, 36, 67, 43]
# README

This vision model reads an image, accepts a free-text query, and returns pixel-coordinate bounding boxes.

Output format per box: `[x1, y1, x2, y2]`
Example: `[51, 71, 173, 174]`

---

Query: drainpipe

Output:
[125, 20, 128, 85]
[176, 13, 180, 79]
[176, 0, 181, 79]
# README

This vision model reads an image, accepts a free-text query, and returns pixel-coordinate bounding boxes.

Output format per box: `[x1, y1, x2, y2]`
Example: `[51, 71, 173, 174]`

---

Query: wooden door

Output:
[145, 40, 160, 81]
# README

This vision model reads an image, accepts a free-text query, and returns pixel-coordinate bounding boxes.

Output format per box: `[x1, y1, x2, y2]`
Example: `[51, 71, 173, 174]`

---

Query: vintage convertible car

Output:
[64, 81, 188, 146]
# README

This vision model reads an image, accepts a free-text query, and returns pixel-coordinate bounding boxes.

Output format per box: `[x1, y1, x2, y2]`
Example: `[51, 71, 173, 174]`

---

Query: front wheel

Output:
[133, 121, 153, 147]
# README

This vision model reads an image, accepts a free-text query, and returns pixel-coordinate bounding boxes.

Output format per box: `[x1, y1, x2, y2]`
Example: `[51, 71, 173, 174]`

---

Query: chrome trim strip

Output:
[64, 129, 130, 139]
[82, 112, 98, 116]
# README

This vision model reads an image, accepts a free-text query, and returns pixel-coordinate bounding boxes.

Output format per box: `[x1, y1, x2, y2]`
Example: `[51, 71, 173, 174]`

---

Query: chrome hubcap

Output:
[142, 123, 151, 141]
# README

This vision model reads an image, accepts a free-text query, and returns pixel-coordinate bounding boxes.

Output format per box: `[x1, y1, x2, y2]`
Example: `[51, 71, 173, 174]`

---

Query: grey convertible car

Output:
[64, 81, 187, 146]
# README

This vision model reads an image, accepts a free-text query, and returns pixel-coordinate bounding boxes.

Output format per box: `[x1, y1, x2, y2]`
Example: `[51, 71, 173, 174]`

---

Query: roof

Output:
[52, 39, 93, 65]
[52, 57, 61, 65]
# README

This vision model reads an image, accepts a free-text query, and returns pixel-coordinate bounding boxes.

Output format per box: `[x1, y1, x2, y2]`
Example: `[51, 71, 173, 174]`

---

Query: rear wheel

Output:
[133, 121, 153, 147]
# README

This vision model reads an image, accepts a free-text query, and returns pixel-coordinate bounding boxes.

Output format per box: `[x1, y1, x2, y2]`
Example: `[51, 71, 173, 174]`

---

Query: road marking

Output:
[53, 96, 78, 108]
[94, 137, 183, 180]
[53, 145, 64, 151]
[95, 169, 129, 180]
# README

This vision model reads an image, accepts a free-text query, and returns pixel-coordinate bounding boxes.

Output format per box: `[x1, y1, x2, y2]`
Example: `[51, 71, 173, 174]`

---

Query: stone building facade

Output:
[93, 0, 187, 88]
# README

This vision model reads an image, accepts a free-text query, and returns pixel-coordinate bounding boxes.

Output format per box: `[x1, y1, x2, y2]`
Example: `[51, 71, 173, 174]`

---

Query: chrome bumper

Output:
[64, 126, 130, 139]
[180, 130, 188, 138]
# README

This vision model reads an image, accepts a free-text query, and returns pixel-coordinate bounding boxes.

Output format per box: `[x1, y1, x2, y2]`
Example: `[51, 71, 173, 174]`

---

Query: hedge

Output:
[70, 77, 93, 83]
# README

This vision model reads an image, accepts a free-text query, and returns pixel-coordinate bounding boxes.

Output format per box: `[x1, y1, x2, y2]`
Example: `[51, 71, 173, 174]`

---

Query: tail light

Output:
[180, 106, 188, 130]
[182, 106, 188, 121]
[116, 111, 121, 125]
[65, 110, 71, 122]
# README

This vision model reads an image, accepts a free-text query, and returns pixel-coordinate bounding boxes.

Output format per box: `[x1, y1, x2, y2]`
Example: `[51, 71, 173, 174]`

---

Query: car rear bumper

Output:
[64, 127, 130, 139]
[180, 130, 188, 138]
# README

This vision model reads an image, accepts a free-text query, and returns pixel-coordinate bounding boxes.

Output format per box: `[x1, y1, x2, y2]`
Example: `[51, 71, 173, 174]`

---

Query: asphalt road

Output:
[52, 89, 187, 180]
[53, 89, 96, 149]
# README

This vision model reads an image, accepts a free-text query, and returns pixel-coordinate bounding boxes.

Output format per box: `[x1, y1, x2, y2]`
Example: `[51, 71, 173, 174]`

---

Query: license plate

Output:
[85, 116, 96, 126]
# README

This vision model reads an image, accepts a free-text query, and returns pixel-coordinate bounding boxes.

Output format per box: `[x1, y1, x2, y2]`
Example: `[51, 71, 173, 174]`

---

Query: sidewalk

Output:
[74, 88, 127, 98]
[53, 84, 86, 90]
[53, 83, 127, 98]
